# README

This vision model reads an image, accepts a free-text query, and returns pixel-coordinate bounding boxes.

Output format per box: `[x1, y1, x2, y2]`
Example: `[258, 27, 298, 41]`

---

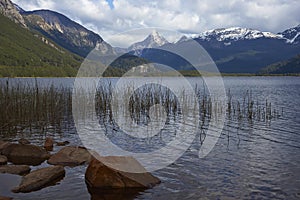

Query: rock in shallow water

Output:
[1, 144, 50, 166]
[12, 166, 65, 193]
[0, 140, 11, 154]
[0, 155, 8, 165]
[44, 137, 54, 151]
[85, 156, 160, 189]
[56, 141, 70, 146]
[18, 138, 30, 145]
[0, 165, 31, 175]
[48, 146, 92, 166]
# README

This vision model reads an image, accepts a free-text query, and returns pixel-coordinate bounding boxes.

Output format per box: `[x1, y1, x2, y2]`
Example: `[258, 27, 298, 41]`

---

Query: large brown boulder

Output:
[0, 165, 31, 175]
[12, 166, 65, 193]
[0, 155, 8, 165]
[0, 140, 11, 154]
[48, 146, 92, 166]
[44, 137, 54, 151]
[2, 144, 50, 166]
[85, 156, 160, 189]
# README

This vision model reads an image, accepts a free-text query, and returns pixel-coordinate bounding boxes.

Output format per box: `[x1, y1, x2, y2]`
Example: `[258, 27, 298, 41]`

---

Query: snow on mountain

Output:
[128, 30, 169, 51]
[279, 24, 300, 44]
[196, 27, 283, 43]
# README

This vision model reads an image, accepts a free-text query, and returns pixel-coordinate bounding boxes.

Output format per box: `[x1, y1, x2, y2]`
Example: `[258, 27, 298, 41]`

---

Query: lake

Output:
[0, 76, 299, 199]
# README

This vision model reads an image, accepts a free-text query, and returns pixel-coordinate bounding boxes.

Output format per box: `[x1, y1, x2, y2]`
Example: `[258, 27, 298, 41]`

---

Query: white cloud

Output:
[13, 0, 300, 47]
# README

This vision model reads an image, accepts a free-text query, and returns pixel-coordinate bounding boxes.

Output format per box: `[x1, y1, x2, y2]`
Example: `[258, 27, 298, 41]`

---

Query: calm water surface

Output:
[0, 76, 299, 200]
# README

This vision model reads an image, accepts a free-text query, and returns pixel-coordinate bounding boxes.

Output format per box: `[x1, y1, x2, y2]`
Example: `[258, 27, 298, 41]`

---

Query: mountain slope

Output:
[260, 54, 300, 74]
[0, 13, 82, 76]
[22, 9, 114, 57]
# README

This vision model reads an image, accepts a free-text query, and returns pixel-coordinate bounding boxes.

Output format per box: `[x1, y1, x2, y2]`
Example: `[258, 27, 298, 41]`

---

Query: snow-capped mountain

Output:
[176, 26, 300, 46]
[279, 24, 300, 44]
[128, 30, 169, 51]
[191, 27, 284, 45]
[132, 25, 300, 74]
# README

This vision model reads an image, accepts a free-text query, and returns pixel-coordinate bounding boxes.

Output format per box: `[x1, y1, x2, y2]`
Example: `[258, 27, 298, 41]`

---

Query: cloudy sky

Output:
[14, 0, 300, 47]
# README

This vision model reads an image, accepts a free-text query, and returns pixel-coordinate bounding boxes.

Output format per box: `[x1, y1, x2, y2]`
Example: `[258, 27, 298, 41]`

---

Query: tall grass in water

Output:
[0, 79, 72, 135]
[0, 80, 281, 135]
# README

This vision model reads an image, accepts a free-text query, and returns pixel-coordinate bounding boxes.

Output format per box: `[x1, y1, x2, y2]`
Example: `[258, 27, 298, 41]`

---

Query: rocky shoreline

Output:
[0, 138, 160, 199]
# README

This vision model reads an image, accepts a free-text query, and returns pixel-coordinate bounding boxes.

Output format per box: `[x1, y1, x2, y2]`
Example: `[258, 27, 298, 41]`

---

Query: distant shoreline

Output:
[0, 74, 299, 78]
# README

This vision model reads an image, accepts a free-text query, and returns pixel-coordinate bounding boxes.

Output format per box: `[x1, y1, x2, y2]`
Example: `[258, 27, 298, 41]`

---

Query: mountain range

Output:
[0, 0, 299, 76]
[127, 27, 300, 74]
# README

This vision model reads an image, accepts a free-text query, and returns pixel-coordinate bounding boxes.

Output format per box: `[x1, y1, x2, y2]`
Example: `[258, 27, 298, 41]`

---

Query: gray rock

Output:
[0, 165, 30, 175]
[0, 155, 8, 165]
[2, 144, 50, 166]
[0, 0, 27, 27]
[12, 166, 65, 193]
[48, 146, 91, 166]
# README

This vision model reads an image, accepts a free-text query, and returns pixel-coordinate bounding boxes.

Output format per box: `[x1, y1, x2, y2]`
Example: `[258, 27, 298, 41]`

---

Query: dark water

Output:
[0, 76, 300, 200]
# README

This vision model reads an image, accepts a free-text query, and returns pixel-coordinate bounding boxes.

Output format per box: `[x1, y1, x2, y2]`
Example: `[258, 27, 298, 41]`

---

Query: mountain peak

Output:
[151, 30, 160, 37]
[129, 30, 169, 51]
[147, 30, 169, 46]
[149, 30, 166, 43]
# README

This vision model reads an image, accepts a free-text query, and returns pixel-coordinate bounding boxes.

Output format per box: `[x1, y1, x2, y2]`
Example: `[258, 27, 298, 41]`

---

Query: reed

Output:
[0, 80, 281, 135]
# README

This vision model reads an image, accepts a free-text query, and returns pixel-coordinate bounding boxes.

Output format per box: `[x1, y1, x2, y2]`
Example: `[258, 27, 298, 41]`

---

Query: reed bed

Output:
[0, 79, 72, 135]
[0, 80, 281, 135]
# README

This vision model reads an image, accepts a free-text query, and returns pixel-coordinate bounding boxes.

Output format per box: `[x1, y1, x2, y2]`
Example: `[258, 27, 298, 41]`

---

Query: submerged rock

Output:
[18, 138, 30, 145]
[0, 196, 13, 200]
[0, 165, 31, 175]
[44, 137, 54, 151]
[12, 166, 65, 193]
[85, 156, 160, 189]
[56, 141, 70, 146]
[88, 188, 142, 200]
[0, 155, 8, 165]
[48, 146, 92, 166]
[2, 144, 50, 166]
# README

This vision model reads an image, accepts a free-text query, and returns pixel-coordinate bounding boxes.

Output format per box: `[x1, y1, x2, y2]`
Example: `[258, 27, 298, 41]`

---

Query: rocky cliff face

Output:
[1, 0, 114, 58]
[22, 10, 114, 57]
[0, 0, 26, 27]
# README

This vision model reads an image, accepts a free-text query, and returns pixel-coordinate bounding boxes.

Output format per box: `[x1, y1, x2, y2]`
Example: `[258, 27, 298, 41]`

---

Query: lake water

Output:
[0, 76, 300, 199]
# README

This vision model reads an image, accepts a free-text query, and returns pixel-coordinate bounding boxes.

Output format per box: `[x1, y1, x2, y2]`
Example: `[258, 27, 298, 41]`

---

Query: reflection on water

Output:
[87, 188, 144, 200]
[0, 77, 300, 200]
[0, 173, 21, 196]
